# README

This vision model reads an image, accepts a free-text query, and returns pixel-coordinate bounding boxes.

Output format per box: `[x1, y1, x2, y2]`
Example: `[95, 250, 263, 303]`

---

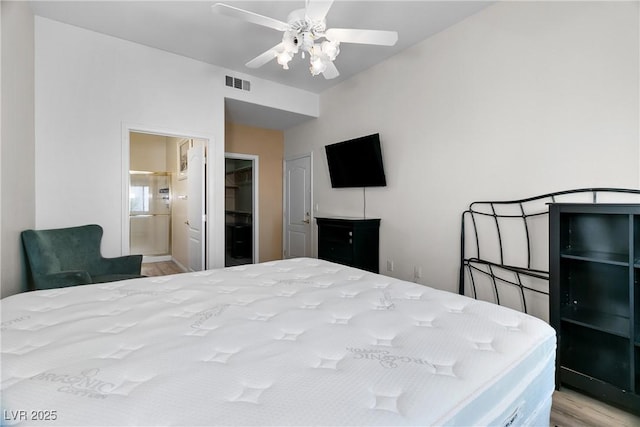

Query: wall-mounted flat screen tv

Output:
[325, 133, 387, 188]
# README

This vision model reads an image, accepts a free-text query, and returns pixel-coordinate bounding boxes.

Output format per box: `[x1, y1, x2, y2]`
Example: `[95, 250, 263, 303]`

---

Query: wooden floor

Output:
[141, 260, 186, 276]
[142, 261, 640, 427]
[551, 387, 640, 426]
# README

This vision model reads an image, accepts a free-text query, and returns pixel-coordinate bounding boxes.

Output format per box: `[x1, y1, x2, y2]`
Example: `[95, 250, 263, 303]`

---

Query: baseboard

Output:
[142, 255, 172, 263]
[172, 257, 188, 272]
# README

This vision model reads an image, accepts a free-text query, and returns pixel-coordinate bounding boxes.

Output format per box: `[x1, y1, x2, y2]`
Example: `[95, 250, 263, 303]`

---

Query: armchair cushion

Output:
[22, 224, 144, 291]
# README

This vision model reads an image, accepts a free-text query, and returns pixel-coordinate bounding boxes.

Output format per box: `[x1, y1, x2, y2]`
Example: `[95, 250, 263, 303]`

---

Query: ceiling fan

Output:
[212, 0, 398, 79]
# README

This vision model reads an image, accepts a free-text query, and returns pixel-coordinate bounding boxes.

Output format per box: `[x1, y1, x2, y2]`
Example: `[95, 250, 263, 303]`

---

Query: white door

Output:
[187, 144, 206, 271]
[284, 155, 312, 258]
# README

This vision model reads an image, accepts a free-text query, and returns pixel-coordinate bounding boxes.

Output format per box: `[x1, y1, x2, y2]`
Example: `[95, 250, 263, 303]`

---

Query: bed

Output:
[2, 257, 554, 426]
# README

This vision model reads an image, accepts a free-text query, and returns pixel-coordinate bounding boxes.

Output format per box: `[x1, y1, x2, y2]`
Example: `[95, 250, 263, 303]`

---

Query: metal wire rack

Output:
[459, 188, 640, 320]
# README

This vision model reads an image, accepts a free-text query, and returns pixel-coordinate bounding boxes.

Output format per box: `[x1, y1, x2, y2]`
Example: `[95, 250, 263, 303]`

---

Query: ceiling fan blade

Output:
[325, 28, 398, 46]
[305, 0, 334, 22]
[245, 43, 284, 68]
[322, 61, 340, 80]
[212, 3, 289, 32]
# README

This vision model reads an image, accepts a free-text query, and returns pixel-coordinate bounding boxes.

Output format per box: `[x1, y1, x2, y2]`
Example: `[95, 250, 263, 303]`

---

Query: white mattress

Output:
[1, 258, 555, 426]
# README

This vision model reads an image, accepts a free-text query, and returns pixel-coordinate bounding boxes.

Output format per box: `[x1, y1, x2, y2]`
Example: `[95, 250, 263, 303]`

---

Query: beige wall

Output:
[225, 122, 284, 262]
[130, 132, 169, 172]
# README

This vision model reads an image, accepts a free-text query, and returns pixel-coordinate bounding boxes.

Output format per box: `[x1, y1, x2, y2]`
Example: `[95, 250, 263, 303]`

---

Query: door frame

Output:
[121, 123, 216, 269]
[225, 152, 259, 264]
[283, 152, 313, 258]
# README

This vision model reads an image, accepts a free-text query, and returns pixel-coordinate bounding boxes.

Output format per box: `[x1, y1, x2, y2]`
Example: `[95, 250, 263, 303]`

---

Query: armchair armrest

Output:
[97, 254, 143, 275]
[32, 270, 92, 290]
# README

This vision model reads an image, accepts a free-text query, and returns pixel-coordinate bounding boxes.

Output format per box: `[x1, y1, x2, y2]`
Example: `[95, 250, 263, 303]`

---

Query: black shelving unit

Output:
[549, 203, 640, 414]
[316, 217, 380, 273]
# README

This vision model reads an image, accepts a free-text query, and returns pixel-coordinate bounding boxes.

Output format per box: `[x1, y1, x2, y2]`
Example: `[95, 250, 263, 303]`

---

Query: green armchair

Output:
[21, 224, 144, 291]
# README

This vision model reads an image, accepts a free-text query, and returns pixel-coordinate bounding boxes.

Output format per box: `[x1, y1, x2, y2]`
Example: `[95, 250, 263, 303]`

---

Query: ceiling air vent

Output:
[225, 75, 250, 92]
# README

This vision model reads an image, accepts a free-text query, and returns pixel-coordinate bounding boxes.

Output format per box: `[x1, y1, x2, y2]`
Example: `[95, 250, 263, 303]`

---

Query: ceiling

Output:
[28, 0, 492, 129]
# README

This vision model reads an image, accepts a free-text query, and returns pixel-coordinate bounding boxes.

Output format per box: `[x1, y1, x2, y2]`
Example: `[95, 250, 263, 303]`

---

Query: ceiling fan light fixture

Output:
[298, 32, 315, 53]
[276, 51, 293, 69]
[309, 46, 329, 76]
[321, 40, 340, 61]
[213, 1, 398, 79]
[282, 31, 299, 54]
[309, 59, 327, 76]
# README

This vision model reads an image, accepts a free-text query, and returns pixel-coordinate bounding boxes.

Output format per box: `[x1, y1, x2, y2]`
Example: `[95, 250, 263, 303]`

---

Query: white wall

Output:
[1, 1, 35, 298]
[285, 1, 639, 292]
[34, 17, 318, 279]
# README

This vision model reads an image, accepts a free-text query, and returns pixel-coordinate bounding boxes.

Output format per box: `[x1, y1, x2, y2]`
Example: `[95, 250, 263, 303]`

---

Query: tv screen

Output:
[325, 133, 387, 188]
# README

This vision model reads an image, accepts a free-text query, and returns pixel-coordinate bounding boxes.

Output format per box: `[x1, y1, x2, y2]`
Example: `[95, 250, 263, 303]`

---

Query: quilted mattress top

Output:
[1, 258, 555, 426]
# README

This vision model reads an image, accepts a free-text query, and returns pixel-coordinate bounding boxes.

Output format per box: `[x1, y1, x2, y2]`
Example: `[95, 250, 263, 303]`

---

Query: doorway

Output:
[129, 170, 172, 260]
[225, 153, 258, 266]
[126, 131, 208, 272]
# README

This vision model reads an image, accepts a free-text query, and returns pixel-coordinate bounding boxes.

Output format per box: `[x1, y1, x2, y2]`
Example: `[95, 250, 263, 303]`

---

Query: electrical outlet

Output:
[386, 260, 394, 272]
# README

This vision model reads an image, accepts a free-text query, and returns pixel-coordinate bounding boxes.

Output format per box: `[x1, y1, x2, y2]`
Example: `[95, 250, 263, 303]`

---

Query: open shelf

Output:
[560, 211, 629, 256]
[550, 204, 640, 411]
[560, 307, 630, 338]
[560, 258, 629, 318]
[560, 322, 631, 390]
[561, 250, 628, 265]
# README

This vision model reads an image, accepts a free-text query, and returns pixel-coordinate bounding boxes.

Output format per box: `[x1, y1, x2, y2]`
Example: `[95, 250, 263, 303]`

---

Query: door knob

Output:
[303, 212, 310, 224]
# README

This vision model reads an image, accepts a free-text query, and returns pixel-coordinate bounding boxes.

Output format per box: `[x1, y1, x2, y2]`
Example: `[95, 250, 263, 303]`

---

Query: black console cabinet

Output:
[549, 203, 640, 415]
[316, 217, 380, 273]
